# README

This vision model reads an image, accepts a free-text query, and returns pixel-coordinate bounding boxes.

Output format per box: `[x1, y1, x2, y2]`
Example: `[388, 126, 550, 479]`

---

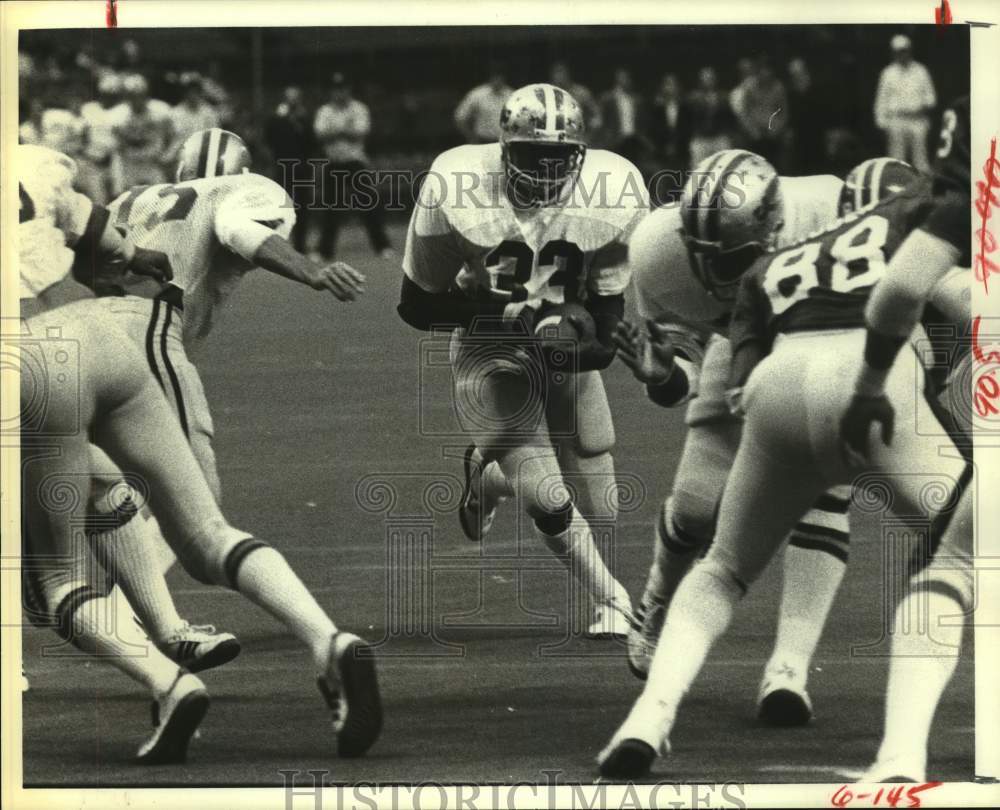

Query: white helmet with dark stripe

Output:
[838, 157, 920, 217]
[176, 128, 252, 182]
[679, 149, 783, 302]
[499, 83, 586, 205]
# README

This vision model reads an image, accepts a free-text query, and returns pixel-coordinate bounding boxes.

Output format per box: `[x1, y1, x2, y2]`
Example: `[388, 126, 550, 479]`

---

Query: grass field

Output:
[21, 222, 974, 787]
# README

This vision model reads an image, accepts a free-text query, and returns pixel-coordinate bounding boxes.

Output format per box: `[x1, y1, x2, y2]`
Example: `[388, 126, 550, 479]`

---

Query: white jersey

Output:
[17, 144, 93, 299]
[632, 174, 844, 336]
[108, 172, 295, 344]
[403, 143, 649, 314]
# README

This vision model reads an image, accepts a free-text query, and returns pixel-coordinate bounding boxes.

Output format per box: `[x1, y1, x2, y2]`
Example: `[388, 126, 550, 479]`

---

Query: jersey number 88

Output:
[763, 215, 890, 315]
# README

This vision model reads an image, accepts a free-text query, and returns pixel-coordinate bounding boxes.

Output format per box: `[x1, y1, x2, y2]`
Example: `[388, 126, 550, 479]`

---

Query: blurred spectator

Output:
[121, 39, 143, 70]
[599, 67, 644, 163]
[785, 58, 827, 175]
[114, 74, 173, 187]
[313, 72, 391, 260]
[729, 57, 756, 124]
[167, 73, 221, 162]
[874, 34, 936, 172]
[550, 61, 601, 132]
[648, 73, 691, 203]
[79, 72, 127, 204]
[201, 61, 234, 125]
[454, 63, 511, 143]
[19, 98, 45, 144]
[38, 99, 86, 157]
[266, 86, 316, 252]
[687, 67, 736, 166]
[733, 56, 788, 166]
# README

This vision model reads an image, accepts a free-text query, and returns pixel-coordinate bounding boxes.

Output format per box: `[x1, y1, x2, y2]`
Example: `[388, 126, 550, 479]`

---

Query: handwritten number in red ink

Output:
[886, 785, 905, 806]
[831, 784, 853, 807]
[905, 781, 943, 807]
[106, 0, 118, 28]
[935, 0, 953, 27]
[975, 138, 999, 292]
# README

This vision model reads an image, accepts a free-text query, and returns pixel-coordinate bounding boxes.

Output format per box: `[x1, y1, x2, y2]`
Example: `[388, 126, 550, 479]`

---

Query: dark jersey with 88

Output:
[730, 178, 936, 355]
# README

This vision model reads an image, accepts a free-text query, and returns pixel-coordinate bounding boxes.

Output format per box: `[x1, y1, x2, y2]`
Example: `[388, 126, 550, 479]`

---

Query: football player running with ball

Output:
[398, 84, 648, 636]
[617, 149, 856, 724]
[599, 124, 971, 779]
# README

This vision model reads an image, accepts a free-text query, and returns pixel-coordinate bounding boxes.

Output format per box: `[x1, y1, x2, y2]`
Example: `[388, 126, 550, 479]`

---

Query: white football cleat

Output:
[626, 591, 666, 679]
[317, 631, 383, 758]
[597, 699, 673, 780]
[458, 444, 498, 543]
[136, 672, 209, 764]
[586, 594, 635, 639]
[159, 623, 241, 673]
[757, 661, 814, 726]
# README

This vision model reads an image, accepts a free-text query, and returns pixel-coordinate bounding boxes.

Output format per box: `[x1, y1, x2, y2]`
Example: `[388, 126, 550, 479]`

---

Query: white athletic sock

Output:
[644, 498, 704, 605]
[642, 559, 744, 735]
[66, 589, 182, 698]
[767, 544, 846, 675]
[231, 545, 338, 672]
[540, 506, 629, 607]
[89, 515, 186, 641]
[874, 586, 965, 776]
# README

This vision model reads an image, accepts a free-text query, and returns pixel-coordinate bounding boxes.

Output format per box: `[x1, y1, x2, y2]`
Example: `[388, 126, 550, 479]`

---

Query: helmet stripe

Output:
[195, 131, 210, 178]
[870, 158, 887, 205]
[859, 158, 876, 209]
[553, 87, 565, 131]
[542, 84, 556, 131]
[685, 149, 731, 242]
[704, 151, 753, 245]
[204, 129, 223, 178]
[215, 131, 231, 177]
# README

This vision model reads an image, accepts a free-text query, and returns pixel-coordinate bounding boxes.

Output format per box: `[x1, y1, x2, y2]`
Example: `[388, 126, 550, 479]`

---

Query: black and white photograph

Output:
[2, 1, 999, 807]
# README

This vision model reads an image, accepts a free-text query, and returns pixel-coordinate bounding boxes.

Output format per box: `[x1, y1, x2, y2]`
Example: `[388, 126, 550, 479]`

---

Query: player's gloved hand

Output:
[840, 391, 895, 468]
[311, 261, 366, 301]
[613, 319, 676, 384]
[128, 247, 174, 284]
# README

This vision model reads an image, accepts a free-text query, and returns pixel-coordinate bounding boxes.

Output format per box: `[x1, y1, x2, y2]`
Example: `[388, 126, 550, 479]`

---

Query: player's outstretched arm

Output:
[613, 319, 694, 407]
[253, 234, 365, 301]
[71, 203, 173, 290]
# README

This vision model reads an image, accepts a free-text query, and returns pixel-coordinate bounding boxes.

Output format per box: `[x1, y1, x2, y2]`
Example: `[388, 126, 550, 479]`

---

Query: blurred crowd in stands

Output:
[20, 30, 942, 253]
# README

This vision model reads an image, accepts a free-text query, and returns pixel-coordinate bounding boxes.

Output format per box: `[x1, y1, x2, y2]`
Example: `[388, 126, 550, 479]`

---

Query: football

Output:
[532, 302, 595, 342]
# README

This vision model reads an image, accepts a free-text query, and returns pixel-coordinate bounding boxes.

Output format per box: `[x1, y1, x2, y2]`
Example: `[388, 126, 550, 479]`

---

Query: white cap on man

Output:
[890, 34, 912, 52]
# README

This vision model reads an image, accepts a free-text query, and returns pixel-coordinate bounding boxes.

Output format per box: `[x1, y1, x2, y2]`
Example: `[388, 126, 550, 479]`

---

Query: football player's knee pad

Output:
[667, 489, 717, 552]
[658, 495, 709, 555]
[788, 488, 852, 564]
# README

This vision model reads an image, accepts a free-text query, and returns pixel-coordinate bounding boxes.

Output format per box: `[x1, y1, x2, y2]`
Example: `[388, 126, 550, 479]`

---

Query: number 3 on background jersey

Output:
[485, 239, 584, 303]
[763, 215, 889, 315]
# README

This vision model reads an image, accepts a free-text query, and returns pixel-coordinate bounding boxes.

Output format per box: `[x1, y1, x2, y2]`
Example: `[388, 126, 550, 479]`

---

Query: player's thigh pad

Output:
[451, 333, 547, 451]
[546, 370, 615, 455]
[685, 334, 733, 428]
[668, 415, 743, 544]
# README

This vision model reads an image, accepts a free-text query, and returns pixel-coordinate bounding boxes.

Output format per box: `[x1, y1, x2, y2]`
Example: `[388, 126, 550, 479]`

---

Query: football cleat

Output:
[458, 444, 498, 543]
[586, 594, 635, 640]
[597, 701, 673, 780]
[757, 661, 814, 726]
[159, 623, 241, 673]
[136, 672, 210, 765]
[626, 592, 666, 680]
[317, 631, 383, 758]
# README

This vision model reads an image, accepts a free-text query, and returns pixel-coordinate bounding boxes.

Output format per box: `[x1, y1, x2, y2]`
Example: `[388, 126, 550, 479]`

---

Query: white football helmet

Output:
[176, 128, 252, 182]
[499, 83, 586, 206]
[680, 149, 783, 302]
[839, 157, 920, 217]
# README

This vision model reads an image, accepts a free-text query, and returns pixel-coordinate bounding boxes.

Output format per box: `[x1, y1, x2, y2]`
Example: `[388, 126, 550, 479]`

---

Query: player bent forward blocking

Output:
[598, 102, 973, 781]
